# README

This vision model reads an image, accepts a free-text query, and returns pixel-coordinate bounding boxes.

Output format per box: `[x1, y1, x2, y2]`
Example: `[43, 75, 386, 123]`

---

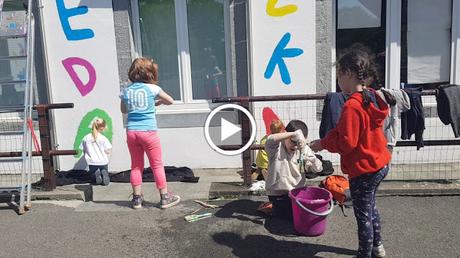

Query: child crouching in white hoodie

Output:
[265, 119, 322, 221]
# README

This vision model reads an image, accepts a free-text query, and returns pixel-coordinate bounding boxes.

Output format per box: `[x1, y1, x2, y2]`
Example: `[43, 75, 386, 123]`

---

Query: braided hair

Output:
[337, 44, 380, 107]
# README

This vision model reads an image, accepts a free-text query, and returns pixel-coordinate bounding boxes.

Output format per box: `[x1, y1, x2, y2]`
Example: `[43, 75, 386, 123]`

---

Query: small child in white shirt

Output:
[265, 119, 322, 221]
[81, 118, 112, 185]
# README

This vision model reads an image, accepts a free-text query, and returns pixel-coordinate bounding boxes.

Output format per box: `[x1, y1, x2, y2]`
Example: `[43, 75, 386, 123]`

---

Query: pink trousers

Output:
[126, 131, 167, 190]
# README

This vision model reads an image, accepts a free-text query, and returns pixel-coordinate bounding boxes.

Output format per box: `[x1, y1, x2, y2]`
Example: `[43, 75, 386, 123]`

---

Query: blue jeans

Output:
[349, 166, 389, 258]
[88, 165, 108, 183]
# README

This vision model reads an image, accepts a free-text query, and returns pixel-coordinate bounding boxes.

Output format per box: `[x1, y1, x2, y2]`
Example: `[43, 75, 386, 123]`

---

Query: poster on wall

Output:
[0, 11, 26, 36]
[248, 0, 316, 96]
[40, 0, 128, 171]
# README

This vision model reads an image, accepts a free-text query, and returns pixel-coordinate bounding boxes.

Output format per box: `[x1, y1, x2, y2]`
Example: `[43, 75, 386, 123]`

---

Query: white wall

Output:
[39, 0, 126, 171]
[159, 127, 241, 169]
[248, 1, 320, 149]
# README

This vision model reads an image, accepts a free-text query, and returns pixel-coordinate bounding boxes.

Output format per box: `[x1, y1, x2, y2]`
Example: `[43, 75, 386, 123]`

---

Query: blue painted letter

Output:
[264, 33, 303, 85]
[56, 0, 94, 41]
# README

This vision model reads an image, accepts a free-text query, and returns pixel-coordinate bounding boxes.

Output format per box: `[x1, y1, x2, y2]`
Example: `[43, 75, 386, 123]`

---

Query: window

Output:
[335, 0, 387, 91]
[138, 0, 180, 100]
[401, 0, 452, 89]
[0, 1, 28, 107]
[134, 0, 232, 105]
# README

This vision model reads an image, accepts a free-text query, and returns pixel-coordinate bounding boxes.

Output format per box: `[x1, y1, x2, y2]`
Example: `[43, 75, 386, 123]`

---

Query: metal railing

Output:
[0, 103, 77, 191]
[213, 90, 460, 185]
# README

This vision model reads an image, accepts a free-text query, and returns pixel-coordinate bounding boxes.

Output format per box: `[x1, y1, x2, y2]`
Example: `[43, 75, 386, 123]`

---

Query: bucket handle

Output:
[295, 198, 334, 217]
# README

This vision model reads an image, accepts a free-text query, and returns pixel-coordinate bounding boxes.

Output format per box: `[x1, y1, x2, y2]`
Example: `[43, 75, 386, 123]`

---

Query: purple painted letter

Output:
[62, 57, 97, 96]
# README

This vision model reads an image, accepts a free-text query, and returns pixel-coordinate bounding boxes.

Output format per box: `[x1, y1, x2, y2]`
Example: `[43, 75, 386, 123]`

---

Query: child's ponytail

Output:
[361, 88, 371, 107]
[91, 119, 106, 141]
[357, 64, 371, 107]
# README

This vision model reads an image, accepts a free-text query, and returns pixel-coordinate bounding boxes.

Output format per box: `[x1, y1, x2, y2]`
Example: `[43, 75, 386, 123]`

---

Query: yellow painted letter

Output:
[266, 0, 298, 17]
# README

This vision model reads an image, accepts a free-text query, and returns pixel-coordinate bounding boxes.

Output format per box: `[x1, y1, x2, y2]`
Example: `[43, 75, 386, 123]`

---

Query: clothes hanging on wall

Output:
[401, 86, 425, 150]
[436, 84, 460, 138]
[375, 88, 411, 146]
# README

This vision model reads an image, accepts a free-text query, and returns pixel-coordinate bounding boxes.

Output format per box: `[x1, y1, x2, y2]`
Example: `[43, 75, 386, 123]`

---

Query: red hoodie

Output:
[320, 91, 391, 178]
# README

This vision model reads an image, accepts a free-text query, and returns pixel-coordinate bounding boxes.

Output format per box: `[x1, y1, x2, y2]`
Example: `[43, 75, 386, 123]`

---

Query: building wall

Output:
[38, 0, 128, 172]
[36, 0, 323, 171]
[7, 0, 458, 173]
[316, 0, 333, 95]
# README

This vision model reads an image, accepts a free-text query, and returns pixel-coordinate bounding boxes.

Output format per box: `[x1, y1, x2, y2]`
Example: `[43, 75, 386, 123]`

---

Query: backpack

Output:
[320, 175, 352, 216]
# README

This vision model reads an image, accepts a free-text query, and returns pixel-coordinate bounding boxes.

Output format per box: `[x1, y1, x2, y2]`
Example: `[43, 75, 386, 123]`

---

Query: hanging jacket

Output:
[319, 92, 348, 138]
[375, 89, 411, 146]
[320, 92, 379, 138]
[320, 91, 391, 179]
[436, 84, 460, 138]
[401, 87, 425, 150]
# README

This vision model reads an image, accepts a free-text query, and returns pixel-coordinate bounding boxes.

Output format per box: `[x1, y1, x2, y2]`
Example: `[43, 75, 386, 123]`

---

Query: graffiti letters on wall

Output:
[249, 1, 316, 96]
[41, 0, 124, 170]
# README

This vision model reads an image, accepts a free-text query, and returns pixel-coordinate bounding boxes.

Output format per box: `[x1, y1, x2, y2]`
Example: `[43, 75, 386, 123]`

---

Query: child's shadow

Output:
[213, 198, 297, 236]
[263, 216, 297, 236]
[214, 199, 265, 225]
[213, 232, 356, 258]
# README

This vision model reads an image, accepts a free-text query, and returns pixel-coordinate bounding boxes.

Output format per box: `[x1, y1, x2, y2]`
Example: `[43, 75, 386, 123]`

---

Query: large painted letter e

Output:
[56, 0, 94, 41]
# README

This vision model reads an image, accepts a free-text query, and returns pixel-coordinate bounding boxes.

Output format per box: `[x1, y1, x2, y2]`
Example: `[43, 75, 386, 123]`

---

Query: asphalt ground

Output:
[0, 195, 459, 258]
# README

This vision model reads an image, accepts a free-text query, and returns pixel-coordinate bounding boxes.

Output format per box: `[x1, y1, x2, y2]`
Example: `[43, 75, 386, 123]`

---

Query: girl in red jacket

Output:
[310, 45, 390, 258]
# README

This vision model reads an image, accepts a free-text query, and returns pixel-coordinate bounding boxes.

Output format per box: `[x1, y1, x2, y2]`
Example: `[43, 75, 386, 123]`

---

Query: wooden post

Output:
[36, 105, 55, 191]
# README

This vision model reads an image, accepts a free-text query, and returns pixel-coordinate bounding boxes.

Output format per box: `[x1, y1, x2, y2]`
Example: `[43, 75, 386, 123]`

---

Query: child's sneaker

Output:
[101, 169, 110, 186]
[257, 202, 273, 215]
[94, 170, 102, 185]
[160, 193, 180, 209]
[132, 194, 143, 209]
[372, 244, 386, 257]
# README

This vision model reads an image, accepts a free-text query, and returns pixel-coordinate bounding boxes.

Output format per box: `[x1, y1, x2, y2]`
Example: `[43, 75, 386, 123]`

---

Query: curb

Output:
[31, 185, 91, 202]
[19, 180, 460, 202]
[209, 180, 460, 199]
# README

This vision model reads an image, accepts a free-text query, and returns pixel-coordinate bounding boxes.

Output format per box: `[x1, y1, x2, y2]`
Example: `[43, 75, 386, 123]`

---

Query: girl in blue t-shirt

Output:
[120, 57, 180, 209]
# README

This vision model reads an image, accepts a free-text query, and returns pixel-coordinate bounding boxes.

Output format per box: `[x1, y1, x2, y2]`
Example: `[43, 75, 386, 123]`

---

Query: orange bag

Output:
[320, 175, 352, 216]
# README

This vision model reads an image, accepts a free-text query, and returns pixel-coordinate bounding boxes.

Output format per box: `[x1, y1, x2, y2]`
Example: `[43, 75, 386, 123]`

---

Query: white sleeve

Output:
[103, 136, 112, 150]
[147, 84, 162, 97]
[303, 145, 323, 172]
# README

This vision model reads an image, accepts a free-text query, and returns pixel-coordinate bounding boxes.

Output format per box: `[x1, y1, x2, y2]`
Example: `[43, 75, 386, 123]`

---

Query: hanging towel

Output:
[436, 84, 460, 137]
[401, 86, 425, 150]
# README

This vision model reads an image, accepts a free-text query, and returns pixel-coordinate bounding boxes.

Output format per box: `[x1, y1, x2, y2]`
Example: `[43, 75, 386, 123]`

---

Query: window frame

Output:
[130, 0, 233, 114]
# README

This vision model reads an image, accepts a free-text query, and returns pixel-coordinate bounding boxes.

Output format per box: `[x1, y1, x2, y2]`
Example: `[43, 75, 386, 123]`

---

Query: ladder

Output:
[0, 0, 35, 214]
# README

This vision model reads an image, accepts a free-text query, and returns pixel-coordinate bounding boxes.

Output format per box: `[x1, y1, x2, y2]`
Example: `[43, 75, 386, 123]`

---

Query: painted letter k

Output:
[264, 33, 303, 85]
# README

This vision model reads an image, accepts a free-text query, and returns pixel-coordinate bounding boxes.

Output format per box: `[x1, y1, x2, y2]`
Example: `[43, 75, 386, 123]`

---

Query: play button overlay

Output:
[220, 118, 241, 142]
[204, 104, 256, 155]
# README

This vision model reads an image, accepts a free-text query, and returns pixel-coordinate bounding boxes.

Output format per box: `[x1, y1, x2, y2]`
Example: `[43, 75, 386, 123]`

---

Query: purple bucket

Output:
[288, 186, 334, 236]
